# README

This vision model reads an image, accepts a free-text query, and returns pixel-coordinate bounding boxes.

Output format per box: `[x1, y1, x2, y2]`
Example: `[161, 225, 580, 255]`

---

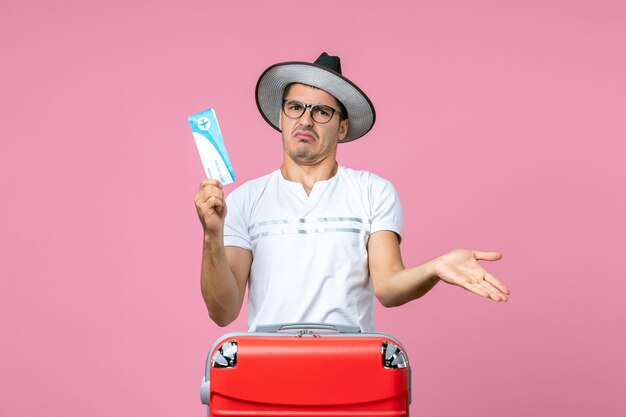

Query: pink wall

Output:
[2, 0, 625, 416]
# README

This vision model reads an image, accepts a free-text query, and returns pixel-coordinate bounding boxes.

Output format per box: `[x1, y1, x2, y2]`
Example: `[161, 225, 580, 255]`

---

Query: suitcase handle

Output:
[255, 322, 362, 334]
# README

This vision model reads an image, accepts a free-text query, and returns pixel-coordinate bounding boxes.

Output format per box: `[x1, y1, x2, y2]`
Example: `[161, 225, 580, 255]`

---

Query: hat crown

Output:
[314, 52, 342, 75]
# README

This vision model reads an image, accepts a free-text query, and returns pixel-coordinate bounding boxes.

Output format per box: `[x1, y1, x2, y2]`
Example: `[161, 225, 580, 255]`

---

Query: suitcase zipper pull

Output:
[296, 329, 320, 337]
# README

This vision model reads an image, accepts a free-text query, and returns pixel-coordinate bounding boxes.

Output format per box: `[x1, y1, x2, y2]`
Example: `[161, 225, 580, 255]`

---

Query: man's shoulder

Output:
[227, 170, 279, 200]
[339, 166, 395, 189]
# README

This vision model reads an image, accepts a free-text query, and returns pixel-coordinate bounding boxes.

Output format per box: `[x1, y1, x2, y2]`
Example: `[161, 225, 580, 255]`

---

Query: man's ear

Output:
[278, 111, 283, 131]
[338, 118, 349, 141]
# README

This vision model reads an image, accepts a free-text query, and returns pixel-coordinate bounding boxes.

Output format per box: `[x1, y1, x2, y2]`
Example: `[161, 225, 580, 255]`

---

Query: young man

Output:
[194, 53, 510, 331]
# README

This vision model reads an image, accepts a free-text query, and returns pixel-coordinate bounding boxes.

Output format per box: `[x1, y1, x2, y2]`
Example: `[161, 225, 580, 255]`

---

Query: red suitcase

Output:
[200, 323, 412, 417]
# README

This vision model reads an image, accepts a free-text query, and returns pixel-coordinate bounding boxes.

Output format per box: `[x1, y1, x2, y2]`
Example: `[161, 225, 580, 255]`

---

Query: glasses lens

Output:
[311, 105, 335, 124]
[283, 100, 305, 119]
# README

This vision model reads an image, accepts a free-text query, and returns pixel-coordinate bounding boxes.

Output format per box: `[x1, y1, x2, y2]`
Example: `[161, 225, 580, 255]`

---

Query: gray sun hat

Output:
[255, 52, 376, 143]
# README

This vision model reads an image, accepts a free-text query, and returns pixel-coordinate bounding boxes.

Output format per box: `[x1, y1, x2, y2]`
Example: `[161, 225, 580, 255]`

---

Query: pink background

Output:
[2, 0, 625, 416]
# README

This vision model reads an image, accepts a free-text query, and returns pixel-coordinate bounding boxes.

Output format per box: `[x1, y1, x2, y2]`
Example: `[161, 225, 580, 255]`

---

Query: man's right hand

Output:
[194, 179, 227, 238]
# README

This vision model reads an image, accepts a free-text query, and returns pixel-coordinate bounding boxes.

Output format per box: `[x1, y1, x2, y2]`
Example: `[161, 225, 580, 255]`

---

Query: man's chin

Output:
[287, 147, 321, 165]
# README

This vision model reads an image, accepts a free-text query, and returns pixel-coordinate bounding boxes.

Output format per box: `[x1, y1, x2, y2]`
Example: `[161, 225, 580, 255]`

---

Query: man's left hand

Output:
[434, 249, 510, 302]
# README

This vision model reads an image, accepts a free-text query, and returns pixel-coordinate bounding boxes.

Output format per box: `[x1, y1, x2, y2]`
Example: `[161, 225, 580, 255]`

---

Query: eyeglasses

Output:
[282, 99, 344, 124]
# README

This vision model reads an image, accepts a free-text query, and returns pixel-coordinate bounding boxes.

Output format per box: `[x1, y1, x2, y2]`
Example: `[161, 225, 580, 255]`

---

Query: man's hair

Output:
[282, 83, 349, 120]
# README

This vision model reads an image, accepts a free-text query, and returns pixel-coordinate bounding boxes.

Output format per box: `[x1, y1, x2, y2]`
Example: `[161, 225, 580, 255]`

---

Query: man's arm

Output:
[195, 179, 252, 326]
[368, 231, 510, 307]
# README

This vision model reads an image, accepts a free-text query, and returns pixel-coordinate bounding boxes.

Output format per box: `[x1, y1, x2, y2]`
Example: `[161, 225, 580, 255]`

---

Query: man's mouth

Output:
[293, 130, 316, 141]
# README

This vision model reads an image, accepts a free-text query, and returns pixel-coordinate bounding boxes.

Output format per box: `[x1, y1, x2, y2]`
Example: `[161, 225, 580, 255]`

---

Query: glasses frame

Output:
[281, 99, 345, 124]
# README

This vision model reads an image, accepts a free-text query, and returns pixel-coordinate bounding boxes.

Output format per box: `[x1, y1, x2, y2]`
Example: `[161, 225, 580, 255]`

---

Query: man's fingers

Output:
[196, 195, 225, 215]
[466, 281, 491, 299]
[467, 281, 508, 302]
[199, 178, 223, 191]
[446, 271, 490, 299]
[477, 277, 508, 302]
[455, 272, 508, 302]
[195, 183, 225, 206]
[195, 195, 224, 211]
[206, 195, 224, 209]
[194, 179, 228, 226]
[474, 251, 502, 261]
[484, 272, 511, 295]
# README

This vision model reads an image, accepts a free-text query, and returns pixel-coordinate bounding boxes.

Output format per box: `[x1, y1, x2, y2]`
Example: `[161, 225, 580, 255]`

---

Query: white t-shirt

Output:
[224, 166, 403, 332]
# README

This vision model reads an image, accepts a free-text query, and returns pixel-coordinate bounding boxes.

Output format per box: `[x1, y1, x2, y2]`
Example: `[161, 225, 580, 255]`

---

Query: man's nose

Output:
[298, 107, 314, 127]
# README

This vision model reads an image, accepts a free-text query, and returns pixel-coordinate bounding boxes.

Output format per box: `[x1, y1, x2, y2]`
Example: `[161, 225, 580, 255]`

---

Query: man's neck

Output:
[280, 158, 339, 196]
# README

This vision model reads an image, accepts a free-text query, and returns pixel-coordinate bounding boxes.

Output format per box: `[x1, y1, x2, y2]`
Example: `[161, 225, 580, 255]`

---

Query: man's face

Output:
[279, 83, 349, 166]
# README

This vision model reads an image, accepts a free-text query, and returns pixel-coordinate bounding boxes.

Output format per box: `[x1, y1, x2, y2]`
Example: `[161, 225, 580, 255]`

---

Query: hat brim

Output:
[255, 62, 376, 143]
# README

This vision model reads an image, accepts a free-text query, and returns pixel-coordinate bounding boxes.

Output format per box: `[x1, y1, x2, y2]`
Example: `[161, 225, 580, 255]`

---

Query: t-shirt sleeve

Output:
[369, 175, 403, 241]
[223, 191, 252, 250]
